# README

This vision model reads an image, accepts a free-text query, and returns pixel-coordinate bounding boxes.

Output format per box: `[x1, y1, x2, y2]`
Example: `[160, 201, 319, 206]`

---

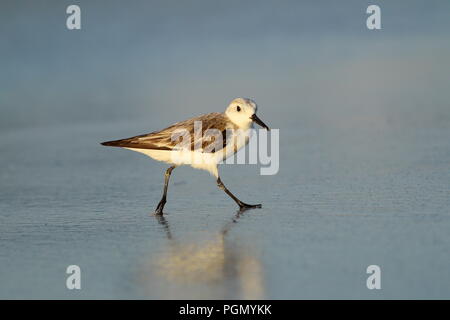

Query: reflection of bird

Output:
[145, 213, 264, 299]
[101, 98, 270, 215]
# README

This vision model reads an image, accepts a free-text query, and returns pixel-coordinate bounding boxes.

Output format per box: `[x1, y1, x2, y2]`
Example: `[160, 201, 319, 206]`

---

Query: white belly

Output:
[125, 128, 253, 178]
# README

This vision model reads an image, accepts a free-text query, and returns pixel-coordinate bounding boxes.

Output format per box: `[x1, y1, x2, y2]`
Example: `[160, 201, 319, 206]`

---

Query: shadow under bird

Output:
[101, 97, 270, 215]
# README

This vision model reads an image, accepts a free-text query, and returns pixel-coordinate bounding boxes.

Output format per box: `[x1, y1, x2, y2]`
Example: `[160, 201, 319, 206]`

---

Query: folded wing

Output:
[101, 113, 234, 153]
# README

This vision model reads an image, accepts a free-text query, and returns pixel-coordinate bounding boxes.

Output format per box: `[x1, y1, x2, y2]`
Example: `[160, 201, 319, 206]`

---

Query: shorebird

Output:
[101, 98, 270, 215]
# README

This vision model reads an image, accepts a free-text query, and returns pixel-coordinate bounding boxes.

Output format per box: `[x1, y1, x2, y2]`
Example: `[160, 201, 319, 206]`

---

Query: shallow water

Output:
[1, 0, 450, 299]
[0, 119, 449, 299]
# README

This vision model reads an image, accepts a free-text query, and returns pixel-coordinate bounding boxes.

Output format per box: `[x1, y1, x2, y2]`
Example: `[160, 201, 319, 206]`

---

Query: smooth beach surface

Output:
[1, 0, 449, 299]
[0, 118, 449, 299]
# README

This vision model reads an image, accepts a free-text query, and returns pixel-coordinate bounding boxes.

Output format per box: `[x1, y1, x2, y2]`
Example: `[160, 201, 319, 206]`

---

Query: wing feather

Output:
[101, 113, 236, 153]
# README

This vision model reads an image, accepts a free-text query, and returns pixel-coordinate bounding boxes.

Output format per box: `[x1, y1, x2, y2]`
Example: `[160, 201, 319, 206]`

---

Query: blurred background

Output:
[0, 0, 449, 299]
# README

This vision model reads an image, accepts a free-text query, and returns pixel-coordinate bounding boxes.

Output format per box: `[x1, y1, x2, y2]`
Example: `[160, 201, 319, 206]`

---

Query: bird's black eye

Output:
[237, 106, 241, 112]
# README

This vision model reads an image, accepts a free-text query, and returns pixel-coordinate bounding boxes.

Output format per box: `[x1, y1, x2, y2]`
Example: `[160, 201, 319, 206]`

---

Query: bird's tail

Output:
[100, 139, 126, 147]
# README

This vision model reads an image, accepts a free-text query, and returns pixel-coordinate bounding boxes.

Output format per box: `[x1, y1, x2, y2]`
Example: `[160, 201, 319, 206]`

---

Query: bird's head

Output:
[225, 98, 269, 130]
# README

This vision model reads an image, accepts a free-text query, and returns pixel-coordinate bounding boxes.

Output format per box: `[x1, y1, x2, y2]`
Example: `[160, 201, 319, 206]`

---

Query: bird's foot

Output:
[238, 202, 262, 212]
[154, 199, 166, 216]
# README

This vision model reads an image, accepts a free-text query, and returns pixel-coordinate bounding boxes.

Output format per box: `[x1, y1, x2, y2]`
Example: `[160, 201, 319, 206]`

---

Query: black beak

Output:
[251, 114, 270, 131]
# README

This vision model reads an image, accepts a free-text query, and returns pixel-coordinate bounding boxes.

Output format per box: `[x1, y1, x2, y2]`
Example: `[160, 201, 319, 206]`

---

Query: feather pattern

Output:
[101, 112, 238, 153]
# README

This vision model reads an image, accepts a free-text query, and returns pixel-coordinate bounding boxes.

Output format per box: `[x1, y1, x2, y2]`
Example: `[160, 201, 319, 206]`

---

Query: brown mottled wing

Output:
[101, 113, 234, 153]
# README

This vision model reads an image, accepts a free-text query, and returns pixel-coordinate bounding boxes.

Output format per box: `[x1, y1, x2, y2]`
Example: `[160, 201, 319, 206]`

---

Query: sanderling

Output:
[101, 97, 270, 215]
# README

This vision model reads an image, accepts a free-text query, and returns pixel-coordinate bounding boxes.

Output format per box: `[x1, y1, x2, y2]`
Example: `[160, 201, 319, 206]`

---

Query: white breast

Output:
[124, 128, 253, 178]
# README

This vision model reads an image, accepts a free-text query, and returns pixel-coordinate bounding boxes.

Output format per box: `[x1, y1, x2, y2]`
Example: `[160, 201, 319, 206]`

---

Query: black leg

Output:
[155, 166, 176, 215]
[216, 177, 261, 211]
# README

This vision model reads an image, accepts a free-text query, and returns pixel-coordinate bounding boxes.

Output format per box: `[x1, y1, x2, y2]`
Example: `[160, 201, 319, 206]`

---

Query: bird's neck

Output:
[227, 117, 253, 131]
